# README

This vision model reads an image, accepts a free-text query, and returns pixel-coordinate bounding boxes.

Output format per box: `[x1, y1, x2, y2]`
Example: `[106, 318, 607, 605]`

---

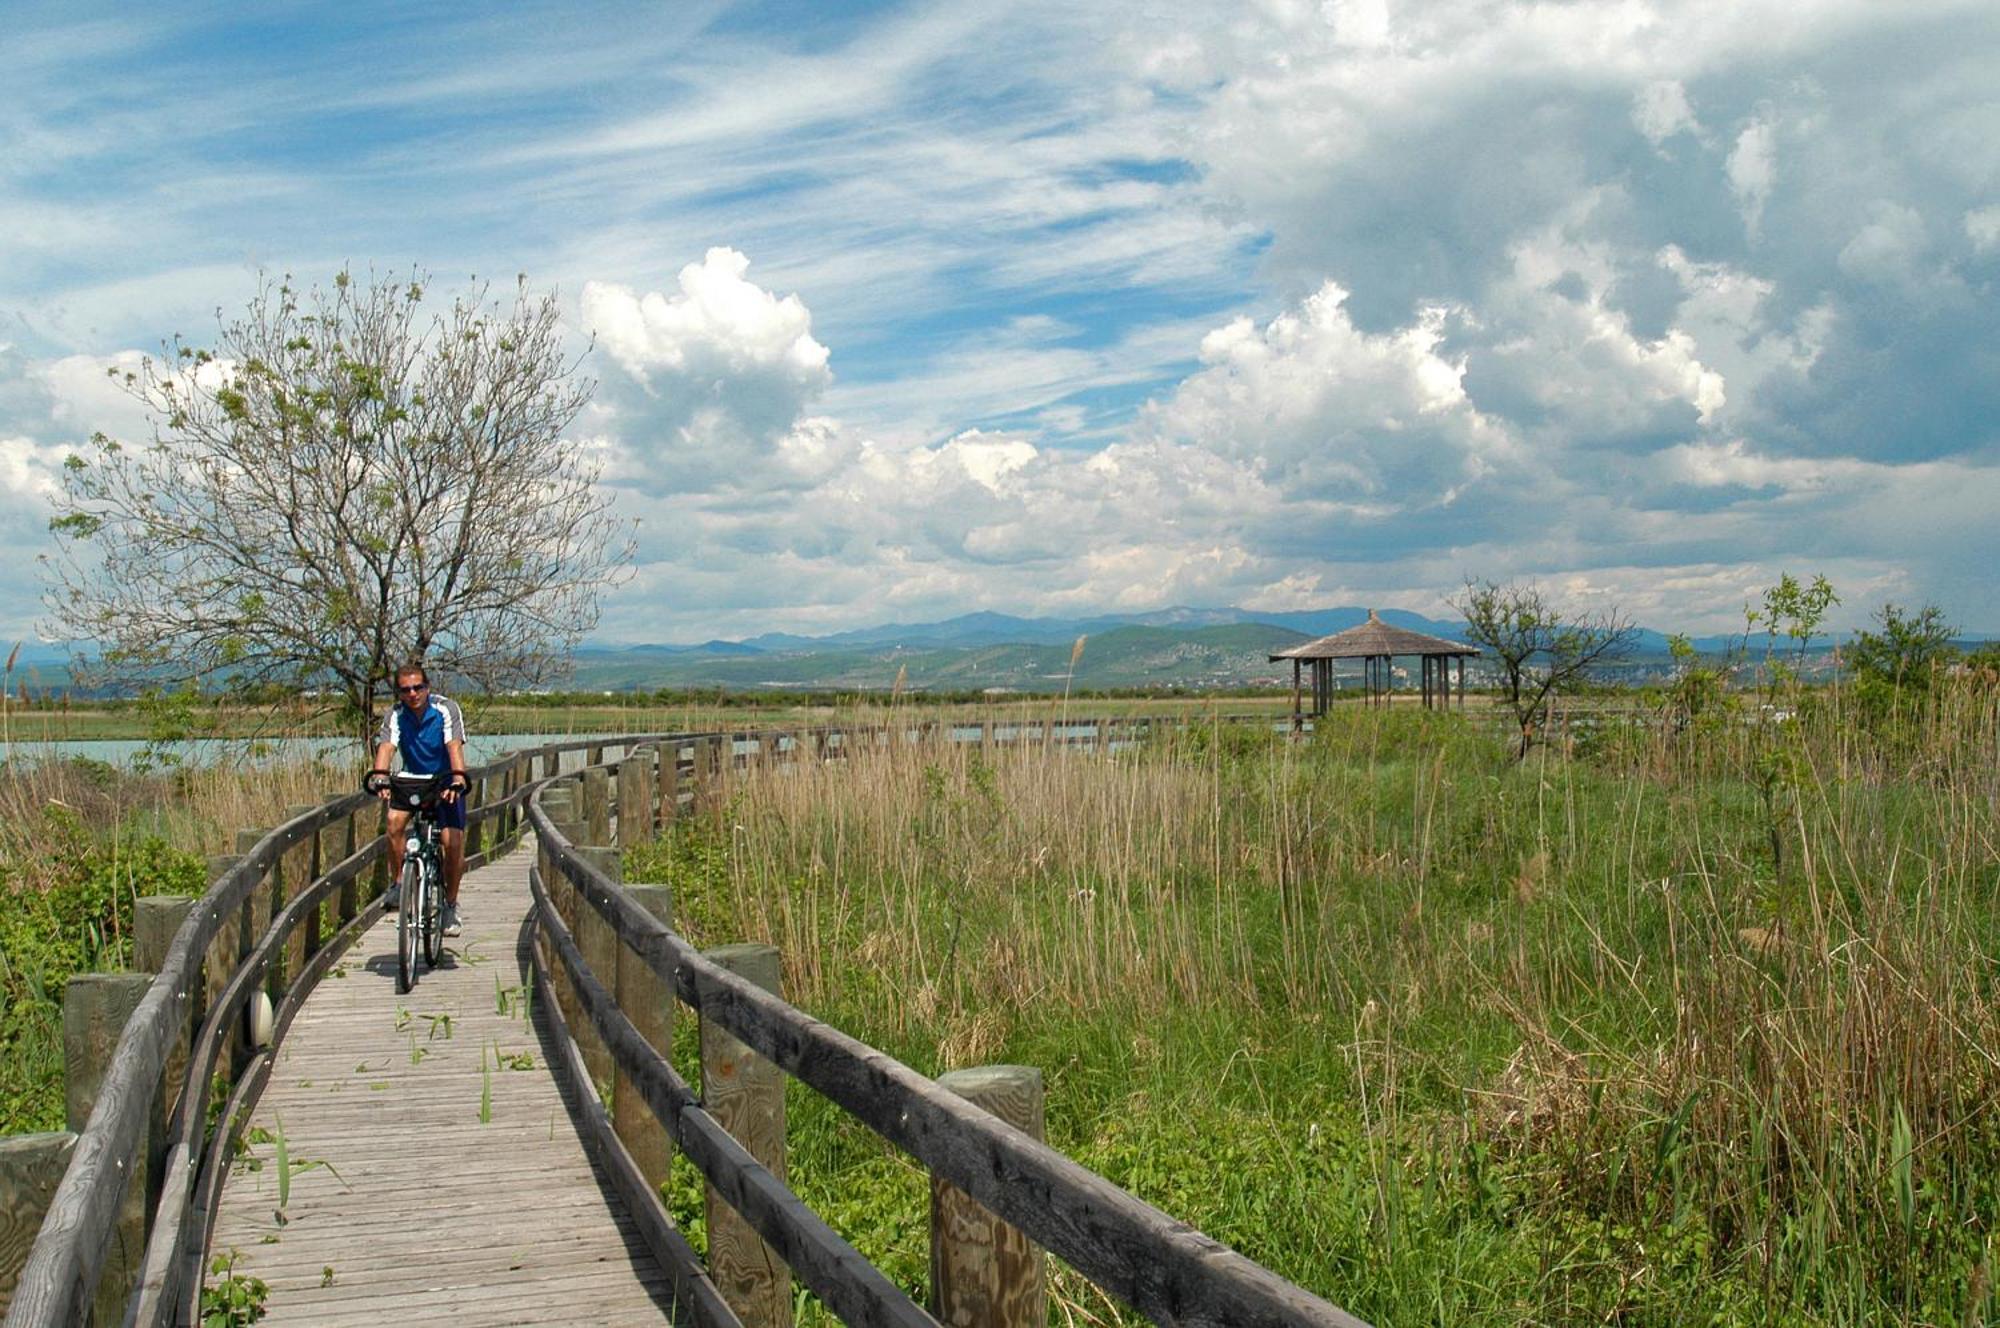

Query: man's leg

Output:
[441, 827, 465, 905]
[385, 807, 411, 905]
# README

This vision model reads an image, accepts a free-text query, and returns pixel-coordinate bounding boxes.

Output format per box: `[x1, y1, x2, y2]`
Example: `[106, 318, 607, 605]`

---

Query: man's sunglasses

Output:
[397, 683, 428, 695]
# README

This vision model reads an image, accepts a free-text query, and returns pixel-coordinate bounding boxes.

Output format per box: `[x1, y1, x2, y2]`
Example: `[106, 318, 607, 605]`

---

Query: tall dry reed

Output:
[644, 683, 2000, 1312]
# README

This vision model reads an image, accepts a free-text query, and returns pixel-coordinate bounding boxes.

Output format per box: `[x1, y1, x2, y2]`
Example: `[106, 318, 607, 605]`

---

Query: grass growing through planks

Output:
[629, 681, 2000, 1325]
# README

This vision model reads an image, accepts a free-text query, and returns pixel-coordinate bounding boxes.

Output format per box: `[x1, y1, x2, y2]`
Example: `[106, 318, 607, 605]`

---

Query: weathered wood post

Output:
[134, 896, 195, 1221]
[573, 846, 622, 1093]
[320, 808, 357, 939]
[200, 853, 242, 1028]
[235, 827, 272, 960]
[930, 1066, 1047, 1327]
[583, 767, 612, 850]
[0, 1133, 75, 1317]
[464, 773, 484, 862]
[280, 805, 317, 991]
[134, 896, 194, 976]
[692, 737, 717, 812]
[64, 973, 155, 1324]
[701, 943, 791, 1326]
[614, 883, 675, 1194]
[366, 795, 391, 902]
[657, 742, 684, 828]
[537, 782, 584, 1041]
[616, 749, 654, 848]
[501, 759, 522, 845]
[712, 734, 731, 798]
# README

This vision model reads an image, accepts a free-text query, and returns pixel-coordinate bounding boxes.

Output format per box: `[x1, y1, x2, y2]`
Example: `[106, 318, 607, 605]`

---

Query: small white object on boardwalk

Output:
[210, 838, 678, 1325]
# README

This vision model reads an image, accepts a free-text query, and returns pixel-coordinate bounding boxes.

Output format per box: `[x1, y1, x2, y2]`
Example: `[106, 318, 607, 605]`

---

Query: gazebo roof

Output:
[1269, 610, 1481, 662]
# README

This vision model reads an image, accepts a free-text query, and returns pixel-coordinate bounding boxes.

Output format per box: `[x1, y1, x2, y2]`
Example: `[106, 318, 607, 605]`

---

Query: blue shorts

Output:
[389, 781, 468, 831]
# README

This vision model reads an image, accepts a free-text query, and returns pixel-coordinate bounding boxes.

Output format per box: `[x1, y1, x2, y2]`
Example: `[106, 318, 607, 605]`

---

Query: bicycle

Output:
[364, 770, 456, 993]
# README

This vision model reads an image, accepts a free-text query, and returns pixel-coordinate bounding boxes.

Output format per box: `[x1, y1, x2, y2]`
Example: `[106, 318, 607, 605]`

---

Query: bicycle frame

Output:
[377, 771, 452, 992]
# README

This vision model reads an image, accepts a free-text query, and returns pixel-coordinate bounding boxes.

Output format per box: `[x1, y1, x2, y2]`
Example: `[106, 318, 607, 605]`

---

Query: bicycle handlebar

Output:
[367, 770, 467, 813]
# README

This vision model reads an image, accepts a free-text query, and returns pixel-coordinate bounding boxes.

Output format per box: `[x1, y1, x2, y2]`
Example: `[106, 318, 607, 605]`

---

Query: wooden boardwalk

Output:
[209, 840, 678, 1325]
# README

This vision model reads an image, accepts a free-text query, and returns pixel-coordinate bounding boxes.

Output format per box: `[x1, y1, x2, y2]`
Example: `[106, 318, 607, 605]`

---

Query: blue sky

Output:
[4, 0, 1997, 646]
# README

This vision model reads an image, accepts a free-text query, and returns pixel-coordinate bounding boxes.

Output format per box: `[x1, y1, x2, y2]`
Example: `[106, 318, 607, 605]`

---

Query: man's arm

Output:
[443, 738, 468, 802]
[371, 740, 396, 796]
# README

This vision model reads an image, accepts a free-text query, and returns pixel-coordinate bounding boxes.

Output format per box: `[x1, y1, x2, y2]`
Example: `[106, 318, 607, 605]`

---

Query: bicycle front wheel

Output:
[396, 858, 421, 993]
[421, 857, 444, 966]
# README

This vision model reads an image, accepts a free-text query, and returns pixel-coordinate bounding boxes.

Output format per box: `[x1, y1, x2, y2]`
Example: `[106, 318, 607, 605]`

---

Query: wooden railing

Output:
[5, 718, 1365, 1327]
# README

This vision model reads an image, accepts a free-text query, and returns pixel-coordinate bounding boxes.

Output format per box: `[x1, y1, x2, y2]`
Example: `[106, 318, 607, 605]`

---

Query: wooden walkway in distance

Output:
[210, 839, 678, 1325]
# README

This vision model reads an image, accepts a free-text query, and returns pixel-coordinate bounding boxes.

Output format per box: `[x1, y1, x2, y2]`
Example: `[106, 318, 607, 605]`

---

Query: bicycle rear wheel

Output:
[396, 858, 421, 993]
[422, 856, 444, 966]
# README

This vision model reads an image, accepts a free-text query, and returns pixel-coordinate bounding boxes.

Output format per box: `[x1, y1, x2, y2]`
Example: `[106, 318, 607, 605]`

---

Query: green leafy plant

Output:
[200, 1250, 268, 1326]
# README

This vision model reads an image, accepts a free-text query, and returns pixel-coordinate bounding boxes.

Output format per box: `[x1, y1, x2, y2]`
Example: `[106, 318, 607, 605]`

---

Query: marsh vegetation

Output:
[625, 675, 2000, 1324]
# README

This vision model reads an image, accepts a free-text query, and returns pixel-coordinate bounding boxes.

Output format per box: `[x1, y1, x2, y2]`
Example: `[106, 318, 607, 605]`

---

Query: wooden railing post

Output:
[615, 884, 675, 1194]
[617, 749, 654, 848]
[280, 805, 316, 991]
[537, 784, 583, 1049]
[200, 853, 242, 1030]
[0, 1134, 75, 1318]
[583, 767, 612, 848]
[367, 797, 390, 902]
[930, 1066, 1048, 1327]
[713, 735, 731, 803]
[321, 809, 357, 938]
[234, 828, 272, 964]
[133, 897, 194, 1225]
[64, 974, 154, 1325]
[701, 943, 791, 1327]
[490, 756, 512, 840]
[658, 743, 684, 827]
[465, 775, 485, 861]
[573, 846, 621, 1093]
[134, 896, 194, 976]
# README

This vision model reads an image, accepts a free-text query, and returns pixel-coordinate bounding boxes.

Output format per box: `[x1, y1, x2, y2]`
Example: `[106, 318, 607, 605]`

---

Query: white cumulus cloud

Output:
[1138, 282, 1508, 510]
[582, 248, 838, 493]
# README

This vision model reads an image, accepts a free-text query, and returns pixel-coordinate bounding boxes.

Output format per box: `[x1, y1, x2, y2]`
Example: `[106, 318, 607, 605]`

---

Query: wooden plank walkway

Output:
[209, 839, 678, 1325]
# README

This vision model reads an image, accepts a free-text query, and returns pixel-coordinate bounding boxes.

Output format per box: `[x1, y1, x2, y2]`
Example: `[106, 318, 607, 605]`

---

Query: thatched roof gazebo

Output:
[1270, 610, 1480, 726]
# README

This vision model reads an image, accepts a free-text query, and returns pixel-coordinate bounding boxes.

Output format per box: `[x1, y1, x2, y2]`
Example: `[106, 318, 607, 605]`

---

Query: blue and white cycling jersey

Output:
[375, 694, 466, 775]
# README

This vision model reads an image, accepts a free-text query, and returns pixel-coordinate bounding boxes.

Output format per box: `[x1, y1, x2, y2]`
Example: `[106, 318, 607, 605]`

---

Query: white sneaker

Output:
[442, 903, 462, 937]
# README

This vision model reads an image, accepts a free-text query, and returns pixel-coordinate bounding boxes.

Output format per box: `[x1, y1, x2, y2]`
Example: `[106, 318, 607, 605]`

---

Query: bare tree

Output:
[1454, 578, 1638, 758]
[43, 269, 632, 737]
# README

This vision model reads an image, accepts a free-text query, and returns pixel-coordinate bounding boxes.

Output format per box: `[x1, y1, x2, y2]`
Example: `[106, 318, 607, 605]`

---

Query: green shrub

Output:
[0, 804, 205, 1131]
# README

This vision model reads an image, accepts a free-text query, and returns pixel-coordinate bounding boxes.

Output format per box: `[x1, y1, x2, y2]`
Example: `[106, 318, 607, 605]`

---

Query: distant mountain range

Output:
[564, 606, 1758, 694]
[11, 606, 1990, 698]
[586, 605, 1746, 660]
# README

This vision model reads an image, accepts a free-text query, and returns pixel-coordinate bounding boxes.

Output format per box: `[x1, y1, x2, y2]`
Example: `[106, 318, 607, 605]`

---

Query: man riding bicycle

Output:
[372, 663, 470, 936]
